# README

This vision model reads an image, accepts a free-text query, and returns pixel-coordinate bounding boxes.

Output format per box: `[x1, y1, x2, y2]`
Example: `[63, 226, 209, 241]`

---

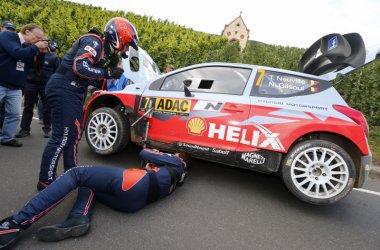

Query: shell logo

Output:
[186, 117, 207, 136]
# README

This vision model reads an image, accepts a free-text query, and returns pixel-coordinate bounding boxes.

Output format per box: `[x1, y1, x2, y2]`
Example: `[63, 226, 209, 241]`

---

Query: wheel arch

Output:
[287, 131, 363, 186]
[83, 94, 124, 128]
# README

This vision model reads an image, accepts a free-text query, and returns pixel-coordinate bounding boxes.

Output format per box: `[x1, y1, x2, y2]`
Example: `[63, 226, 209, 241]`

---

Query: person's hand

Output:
[34, 40, 49, 52]
[106, 67, 124, 79]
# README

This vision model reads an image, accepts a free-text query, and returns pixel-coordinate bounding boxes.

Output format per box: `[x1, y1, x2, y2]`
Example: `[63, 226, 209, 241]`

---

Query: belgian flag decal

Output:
[310, 80, 318, 92]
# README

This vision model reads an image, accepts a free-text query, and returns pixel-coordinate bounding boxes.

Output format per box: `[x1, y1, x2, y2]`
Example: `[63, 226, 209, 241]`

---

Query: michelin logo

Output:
[241, 152, 265, 165]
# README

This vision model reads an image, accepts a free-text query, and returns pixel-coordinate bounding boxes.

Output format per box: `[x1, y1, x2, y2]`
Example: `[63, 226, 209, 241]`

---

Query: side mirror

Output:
[183, 79, 192, 87]
[183, 80, 193, 97]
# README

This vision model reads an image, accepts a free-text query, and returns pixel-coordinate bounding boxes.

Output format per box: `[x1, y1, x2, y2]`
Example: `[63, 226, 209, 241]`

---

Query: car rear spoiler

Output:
[298, 33, 380, 81]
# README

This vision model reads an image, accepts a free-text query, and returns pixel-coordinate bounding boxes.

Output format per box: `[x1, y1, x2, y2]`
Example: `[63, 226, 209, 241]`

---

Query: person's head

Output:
[1, 21, 16, 32]
[165, 65, 174, 73]
[104, 17, 139, 58]
[20, 24, 44, 44]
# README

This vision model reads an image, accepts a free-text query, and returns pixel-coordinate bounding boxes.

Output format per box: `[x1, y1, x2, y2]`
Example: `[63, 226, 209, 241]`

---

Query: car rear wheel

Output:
[281, 139, 356, 205]
[85, 107, 130, 155]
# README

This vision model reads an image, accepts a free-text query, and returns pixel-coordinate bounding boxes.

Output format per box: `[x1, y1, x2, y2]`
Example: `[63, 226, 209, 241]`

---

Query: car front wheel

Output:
[281, 139, 356, 205]
[85, 107, 130, 155]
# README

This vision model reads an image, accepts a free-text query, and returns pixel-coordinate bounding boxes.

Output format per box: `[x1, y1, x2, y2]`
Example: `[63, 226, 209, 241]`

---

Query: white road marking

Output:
[353, 188, 380, 196]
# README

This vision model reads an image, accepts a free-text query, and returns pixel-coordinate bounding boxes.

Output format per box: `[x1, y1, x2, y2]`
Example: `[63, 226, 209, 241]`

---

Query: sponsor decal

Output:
[82, 61, 101, 74]
[207, 122, 285, 151]
[310, 80, 318, 92]
[211, 148, 230, 155]
[193, 101, 224, 112]
[328, 36, 338, 51]
[48, 127, 68, 180]
[256, 99, 327, 111]
[140, 97, 191, 116]
[241, 152, 265, 164]
[155, 98, 191, 115]
[84, 45, 97, 57]
[178, 142, 210, 152]
[92, 40, 99, 48]
[187, 117, 207, 136]
[285, 102, 327, 111]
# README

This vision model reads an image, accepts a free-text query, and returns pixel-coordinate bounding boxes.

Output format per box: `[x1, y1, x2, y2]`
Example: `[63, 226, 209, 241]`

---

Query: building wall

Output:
[222, 17, 250, 49]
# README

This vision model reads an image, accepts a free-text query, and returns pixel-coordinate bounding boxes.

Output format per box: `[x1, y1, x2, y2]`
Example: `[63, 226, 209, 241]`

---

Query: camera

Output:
[48, 41, 58, 52]
[41, 39, 58, 52]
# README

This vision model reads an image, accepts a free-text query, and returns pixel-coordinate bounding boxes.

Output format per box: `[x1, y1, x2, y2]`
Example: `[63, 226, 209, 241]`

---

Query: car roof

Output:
[172, 62, 326, 81]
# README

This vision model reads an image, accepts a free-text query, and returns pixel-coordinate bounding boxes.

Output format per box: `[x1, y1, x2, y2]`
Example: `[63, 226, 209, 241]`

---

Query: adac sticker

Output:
[84, 45, 97, 57]
[140, 97, 191, 116]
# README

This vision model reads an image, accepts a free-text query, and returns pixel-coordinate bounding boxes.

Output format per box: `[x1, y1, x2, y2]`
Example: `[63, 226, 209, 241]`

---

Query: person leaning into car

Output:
[37, 17, 139, 192]
[0, 148, 190, 249]
[0, 23, 49, 147]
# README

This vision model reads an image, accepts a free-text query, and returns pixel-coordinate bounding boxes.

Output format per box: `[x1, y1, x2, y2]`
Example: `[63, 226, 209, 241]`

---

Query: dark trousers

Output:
[14, 166, 150, 228]
[20, 81, 51, 132]
[39, 74, 86, 182]
[0, 103, 4, 129]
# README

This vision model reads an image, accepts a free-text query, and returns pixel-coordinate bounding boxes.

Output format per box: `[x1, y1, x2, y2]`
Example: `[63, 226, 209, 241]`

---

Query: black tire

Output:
[281, 139, 356, 205]
[85, 107, 130, 155]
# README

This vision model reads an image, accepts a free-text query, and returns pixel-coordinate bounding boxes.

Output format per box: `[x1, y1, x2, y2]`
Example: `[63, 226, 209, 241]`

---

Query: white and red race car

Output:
[83, 33, 377, 204]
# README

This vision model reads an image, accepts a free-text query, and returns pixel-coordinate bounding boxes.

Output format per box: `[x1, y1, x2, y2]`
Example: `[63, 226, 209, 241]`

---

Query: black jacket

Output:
[27, 52, 60, 84]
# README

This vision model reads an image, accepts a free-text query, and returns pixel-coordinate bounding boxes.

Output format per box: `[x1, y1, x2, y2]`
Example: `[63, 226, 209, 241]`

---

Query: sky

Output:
[69, 0, 380, 50]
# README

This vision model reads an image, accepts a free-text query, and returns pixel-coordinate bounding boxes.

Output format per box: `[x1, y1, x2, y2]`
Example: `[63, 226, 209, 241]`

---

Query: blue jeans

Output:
[0, 86, 22, 142]
[13, 166, 151, 229]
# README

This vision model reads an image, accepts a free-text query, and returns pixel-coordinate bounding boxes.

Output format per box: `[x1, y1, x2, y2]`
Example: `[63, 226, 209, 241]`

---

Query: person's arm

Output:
[72, 36, 107, 81]
[139, 149, 182, 167]
[0, 32, 39, 60]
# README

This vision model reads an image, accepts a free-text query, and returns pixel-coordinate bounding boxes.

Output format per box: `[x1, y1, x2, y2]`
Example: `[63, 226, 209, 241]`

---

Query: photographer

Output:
[0, 23, 49, 147]
[37, 17, 139, 191]
[16, 39, 60, 138]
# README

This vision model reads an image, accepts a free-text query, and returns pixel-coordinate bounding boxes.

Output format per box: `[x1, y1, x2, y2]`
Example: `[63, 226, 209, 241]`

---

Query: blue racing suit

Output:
[39, 33, 108, 183]
[14, 149, 185, 228]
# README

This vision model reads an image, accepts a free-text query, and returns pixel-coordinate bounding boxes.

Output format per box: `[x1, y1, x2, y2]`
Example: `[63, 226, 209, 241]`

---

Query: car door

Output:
[138, 65, 253, 162]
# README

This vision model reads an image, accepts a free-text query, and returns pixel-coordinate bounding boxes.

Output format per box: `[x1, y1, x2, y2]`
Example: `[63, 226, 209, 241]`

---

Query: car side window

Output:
[160, 66, 251, 95]
[251, 69, 328, 97]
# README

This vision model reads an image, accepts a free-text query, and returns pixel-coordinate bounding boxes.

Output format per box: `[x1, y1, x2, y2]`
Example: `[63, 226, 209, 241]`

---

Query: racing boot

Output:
[0, 216, 22, 249]
[37, 214, 90, 242]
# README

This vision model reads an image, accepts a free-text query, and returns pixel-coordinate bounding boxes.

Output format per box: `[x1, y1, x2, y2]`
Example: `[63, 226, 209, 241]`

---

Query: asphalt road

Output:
[1, 119, 380, 250]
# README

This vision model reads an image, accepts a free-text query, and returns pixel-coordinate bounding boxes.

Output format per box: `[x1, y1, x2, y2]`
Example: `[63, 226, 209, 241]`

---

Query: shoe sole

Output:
[37, 223, 90, 242]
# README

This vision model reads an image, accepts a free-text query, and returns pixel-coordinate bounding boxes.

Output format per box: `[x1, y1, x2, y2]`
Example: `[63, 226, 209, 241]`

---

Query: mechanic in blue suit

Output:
[37, 17, 139, 191]
[0, 148, 191, 249]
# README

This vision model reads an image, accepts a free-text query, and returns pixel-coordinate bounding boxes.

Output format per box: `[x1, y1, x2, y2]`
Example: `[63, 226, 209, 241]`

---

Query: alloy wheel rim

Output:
[87, 112, 118, 150]
[290, 147, 349, 199]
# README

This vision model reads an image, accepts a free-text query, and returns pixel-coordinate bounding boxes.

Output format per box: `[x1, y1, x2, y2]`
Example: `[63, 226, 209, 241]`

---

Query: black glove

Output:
[106, 67, 124, 79]
[108, 53, 120, 68]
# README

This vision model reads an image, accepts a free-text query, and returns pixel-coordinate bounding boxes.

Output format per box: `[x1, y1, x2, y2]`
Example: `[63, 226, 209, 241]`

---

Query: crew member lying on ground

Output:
[0, 148, 191, 249]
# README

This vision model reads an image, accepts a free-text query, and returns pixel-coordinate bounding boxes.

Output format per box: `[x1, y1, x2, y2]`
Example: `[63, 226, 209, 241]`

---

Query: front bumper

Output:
[355, 154, 372, 188]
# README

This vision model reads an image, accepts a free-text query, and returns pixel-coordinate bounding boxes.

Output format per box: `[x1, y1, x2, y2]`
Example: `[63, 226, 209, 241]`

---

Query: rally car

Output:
[83, 33, 377, 204]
